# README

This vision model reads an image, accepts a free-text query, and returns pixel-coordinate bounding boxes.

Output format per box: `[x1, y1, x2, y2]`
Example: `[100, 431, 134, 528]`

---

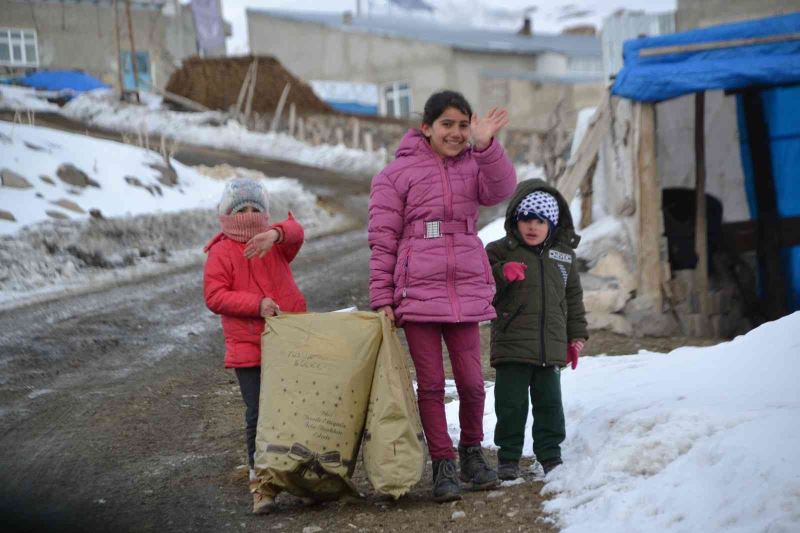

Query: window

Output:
[382, 81, 411, 118]
[0, 28, 38, 67]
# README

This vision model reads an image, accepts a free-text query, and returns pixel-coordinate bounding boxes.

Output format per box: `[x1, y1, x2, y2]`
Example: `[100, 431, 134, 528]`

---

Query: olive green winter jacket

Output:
[486, 179, 588, 368]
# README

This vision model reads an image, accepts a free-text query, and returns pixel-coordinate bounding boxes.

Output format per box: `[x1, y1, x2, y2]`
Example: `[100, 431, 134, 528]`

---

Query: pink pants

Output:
[403, 321, 485, 460]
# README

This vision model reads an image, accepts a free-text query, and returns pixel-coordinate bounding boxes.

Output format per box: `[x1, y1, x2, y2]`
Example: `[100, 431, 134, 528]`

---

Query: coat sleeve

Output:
[565, 254, 589, 341]
[204, 245, 263, 318]
[273, 212, 304, 263]
[473, 139, 517, 207]
[368, 170, 404, 309]
[486, 241, 512, 304]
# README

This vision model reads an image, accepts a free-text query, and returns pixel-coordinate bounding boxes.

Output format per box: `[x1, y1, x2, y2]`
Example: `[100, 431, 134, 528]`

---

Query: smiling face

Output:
[420, 106, 471, 159]
[517, 217, 550, 246]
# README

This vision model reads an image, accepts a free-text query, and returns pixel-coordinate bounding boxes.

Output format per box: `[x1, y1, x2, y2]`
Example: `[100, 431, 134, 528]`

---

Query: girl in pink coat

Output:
[368, 90, 516, 501]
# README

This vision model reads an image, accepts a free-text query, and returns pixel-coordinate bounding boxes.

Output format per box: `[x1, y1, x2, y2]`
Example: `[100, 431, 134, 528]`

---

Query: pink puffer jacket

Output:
[368, 129, 516, 324]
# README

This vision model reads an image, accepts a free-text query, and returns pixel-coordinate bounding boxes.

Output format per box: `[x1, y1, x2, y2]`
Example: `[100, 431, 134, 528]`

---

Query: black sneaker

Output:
[540, 457, 563, 475]
[432, 459, 462, 502]
[458, 445, 499, 490]
[497, 459, 520, 481]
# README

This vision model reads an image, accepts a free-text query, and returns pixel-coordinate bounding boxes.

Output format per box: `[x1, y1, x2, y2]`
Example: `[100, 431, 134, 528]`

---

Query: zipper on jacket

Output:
[538, 251, 546, 366]
[402, 253, 410, 298]
[439, 158, 462, 322]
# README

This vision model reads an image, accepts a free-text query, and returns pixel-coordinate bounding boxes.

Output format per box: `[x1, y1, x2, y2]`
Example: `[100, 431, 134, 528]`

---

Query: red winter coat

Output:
[368, 129, 517, 324]
[203, 214, 307, 368]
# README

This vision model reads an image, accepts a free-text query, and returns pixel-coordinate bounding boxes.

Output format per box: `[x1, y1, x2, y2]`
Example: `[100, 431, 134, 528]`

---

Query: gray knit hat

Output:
[218, 178, 269, 215]
[515, 190, 559, 226]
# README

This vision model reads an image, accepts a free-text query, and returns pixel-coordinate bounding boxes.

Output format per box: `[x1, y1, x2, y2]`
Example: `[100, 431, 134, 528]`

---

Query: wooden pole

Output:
[235, 61, 254, 120]
[288, 102, 296, 137]
[124, 0, 140, 103]
[364, 131, 373, 153]
[693, 92, 711, 335]
[351, 118, 360, 149]
[580, 155, 597, 229]
[270, 83, 291, 132]
[296, 117, 305, 141]
[244, 58, 259, 126]
[636, 102, 663, 311]
[742, 90, 789, 320]
[113, 0, 124, 99]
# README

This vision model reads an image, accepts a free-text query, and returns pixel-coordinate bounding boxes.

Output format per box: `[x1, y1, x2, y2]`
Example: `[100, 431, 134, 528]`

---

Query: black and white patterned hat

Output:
[515, 190, 559, 226]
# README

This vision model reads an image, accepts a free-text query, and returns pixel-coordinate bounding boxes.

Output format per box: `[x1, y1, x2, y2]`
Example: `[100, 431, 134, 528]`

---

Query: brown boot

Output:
[249, 479, 276, 515]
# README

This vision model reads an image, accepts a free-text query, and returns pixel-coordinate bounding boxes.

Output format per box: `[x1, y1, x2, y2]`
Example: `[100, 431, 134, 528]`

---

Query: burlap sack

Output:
[254, 311, 382, 500]
[362, 315, 425, 498]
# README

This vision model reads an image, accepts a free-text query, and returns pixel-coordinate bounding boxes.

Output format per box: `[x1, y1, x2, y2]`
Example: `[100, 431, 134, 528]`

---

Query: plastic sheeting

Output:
[612, 13, 800, 102]
[18, 70, 108, 93]
[736, 85, 800, 311]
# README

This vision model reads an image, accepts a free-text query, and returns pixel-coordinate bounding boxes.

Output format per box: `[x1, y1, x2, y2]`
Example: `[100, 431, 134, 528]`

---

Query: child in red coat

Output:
[203, 178, 307, 514]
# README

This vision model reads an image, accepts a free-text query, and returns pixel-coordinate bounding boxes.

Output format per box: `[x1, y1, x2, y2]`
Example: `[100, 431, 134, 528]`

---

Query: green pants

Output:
[494, 363, 565, 463]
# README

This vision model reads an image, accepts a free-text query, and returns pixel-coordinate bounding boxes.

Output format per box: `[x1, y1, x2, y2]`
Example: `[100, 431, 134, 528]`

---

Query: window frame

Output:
[0, 27, 39, 67]
[381, 81, 412, 118]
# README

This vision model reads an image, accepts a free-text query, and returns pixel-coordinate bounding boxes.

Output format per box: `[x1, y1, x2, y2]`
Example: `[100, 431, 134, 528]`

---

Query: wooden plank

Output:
[152, 87, 211, 113]
[741, 90, 789, 319]
[557, 91, 610, 203]
[113, 0, 124, 98]
[636, 102, 662, 310]
[124, 0, 140, 103]
[640, 32, 800, 57]
[234, 60, 254, 118]
[721, 217, 800, 252]
[579, 155, 597, 229]
[693, 92, 711, 334]
[244, 58, 259, 126]
[270, 83, 291, 132]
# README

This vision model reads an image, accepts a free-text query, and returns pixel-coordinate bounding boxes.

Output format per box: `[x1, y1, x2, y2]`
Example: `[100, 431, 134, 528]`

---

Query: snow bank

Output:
[61, 90, 387, 175]
[0, 85, 61, 113]
[444, 312, 800, 532]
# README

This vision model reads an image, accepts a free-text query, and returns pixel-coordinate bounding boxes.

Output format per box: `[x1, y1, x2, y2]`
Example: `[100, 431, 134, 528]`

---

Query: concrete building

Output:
[675, 0, 800, 31]
[0, 0, 227, 91]
[601, 10, 675, 80]
[247, 9, 605, 131]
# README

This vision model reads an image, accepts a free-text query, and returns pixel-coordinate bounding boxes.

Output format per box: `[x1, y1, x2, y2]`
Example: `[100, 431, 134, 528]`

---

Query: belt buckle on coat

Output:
[424, 220, 442, 239]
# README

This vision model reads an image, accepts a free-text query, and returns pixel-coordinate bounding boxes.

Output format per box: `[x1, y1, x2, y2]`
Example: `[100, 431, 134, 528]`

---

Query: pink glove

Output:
[502, 262, 527, 282]
[567, 339, 585, 370]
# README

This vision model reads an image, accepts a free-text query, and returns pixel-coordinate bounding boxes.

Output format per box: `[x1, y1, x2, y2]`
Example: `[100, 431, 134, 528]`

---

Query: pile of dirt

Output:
[165, 55, 332, 115]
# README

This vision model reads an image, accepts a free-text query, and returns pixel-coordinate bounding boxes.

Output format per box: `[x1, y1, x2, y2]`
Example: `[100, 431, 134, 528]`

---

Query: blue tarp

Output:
[612, 13, 800, 102]
[736, 86, 800, 311]
[327, 101, 379, 116]
[18, 70, 108, 93]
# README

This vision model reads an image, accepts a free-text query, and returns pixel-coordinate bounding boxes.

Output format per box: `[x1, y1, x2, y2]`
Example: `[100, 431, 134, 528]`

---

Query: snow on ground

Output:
[60, 89, 387, 175]
[0, 85, 60, 113]
[0, 122, 346, 306]
[444, 312, 800, 533]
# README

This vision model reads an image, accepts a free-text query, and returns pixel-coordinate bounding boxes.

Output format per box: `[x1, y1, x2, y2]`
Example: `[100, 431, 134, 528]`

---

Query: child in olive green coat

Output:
[485, 179, 588, 479]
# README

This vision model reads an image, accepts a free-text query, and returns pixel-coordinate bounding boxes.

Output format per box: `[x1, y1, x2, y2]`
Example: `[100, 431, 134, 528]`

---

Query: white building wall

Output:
[601, 10, 675, 79]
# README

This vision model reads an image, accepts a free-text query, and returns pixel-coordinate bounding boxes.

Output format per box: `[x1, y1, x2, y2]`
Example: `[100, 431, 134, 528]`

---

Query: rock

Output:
[125, 176, 144, 188]
[302, 527, 323, 533]
[586, 312, 633, 336]
[472, 500, 486, 507]
[45, 210, 69, 220]
[60, 261, 77, 278]
[89, 208, 104, 219]
[589, 250, 635, 296]
[35, 192, 43, 198]
[1, 168, 33, 189]
[451, 511, 466, 520]
[624, 297, 680, 337]
[148, 162, 179, 187]
[40, 175, 55, 185]
[486, 490, 504, 499]
[0, 209, 16, 222]
[581, 273, 628, 313]
[506, 510, 519, 518]
[57, 164, 94, 188]
[24, 141, 45, 151]
[51, 199, 85, 214]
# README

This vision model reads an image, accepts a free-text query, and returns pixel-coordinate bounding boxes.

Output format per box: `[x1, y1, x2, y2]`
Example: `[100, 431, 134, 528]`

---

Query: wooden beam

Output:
[151, 87, 211, 113]
[124, 0, 140, 103]
[557, 91, 610, 203]
[234, 60, 254, 119]
[244, 58, 259, 126]
[636, 102, 663, 310]
[113, 0, 124, 99]
[742, 90, 789, 319]
[640, 32, 800, 57]
[579, 155, 597, 229]
[270, 83, 291, 132]
[693, 92, 711, 334]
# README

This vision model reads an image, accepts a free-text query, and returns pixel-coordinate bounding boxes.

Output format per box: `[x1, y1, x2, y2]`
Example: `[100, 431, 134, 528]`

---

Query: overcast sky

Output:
[218, 0, 677, 54]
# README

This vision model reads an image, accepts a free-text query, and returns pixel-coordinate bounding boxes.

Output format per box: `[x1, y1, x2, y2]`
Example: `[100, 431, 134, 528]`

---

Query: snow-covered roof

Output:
[247, 8, 601, 59]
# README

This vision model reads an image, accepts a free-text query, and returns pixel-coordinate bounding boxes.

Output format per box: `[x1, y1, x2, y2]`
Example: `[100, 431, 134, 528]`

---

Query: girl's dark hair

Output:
[422, 90, 472, 125]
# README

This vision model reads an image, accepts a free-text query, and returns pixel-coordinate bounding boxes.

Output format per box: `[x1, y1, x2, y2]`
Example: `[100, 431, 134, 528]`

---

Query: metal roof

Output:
[247, 8, 601, 59]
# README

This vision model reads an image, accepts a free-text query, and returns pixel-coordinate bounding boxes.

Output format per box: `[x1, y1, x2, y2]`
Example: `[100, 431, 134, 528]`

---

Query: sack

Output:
[362, 314, 424, 498]
[254, 311, 382, 500]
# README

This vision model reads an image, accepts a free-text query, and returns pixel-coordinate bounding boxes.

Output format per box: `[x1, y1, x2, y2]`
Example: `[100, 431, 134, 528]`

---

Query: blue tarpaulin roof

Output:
[611, 13, 800, 102]
[19, 70, 108, 92]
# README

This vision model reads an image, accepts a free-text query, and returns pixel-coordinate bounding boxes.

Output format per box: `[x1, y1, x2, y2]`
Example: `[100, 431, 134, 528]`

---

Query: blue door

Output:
[122, 50, 151, 90]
